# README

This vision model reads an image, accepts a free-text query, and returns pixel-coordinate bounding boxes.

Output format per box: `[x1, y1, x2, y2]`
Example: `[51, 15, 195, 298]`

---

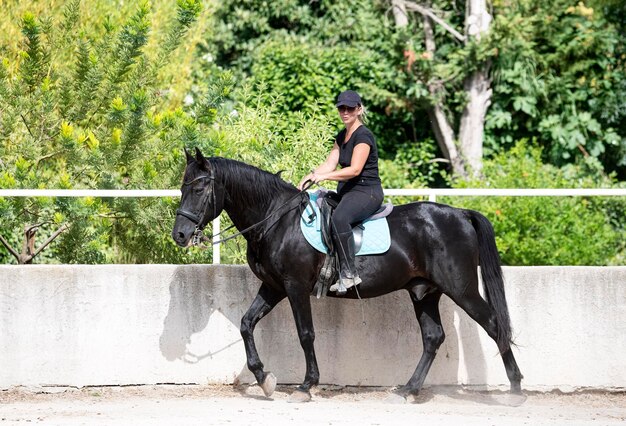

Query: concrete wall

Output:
[1, 265, 624, 392]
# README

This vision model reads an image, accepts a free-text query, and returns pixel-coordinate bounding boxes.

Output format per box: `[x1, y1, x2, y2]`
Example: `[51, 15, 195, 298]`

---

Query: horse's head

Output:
[171, 148, 224, 247]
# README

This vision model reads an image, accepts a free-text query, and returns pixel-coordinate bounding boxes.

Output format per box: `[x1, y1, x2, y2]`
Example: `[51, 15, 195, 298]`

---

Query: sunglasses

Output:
[337, 105, 357, 113]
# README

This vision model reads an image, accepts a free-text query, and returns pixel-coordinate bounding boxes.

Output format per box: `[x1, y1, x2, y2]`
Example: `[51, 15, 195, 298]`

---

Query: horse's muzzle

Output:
[172, 228, 193, 248]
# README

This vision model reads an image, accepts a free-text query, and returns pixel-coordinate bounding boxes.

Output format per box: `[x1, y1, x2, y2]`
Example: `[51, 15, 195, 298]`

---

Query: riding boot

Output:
[329, 230, 362, 294]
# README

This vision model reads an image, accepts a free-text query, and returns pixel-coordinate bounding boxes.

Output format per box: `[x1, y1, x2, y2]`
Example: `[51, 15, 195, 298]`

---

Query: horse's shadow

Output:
[159, 266, 253, 371]
[160, 266, 212, 362]
[159, 265, 491, 393]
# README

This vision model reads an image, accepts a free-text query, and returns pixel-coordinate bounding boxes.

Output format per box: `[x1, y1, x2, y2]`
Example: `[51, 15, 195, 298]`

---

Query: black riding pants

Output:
[332, 184, 384, 235]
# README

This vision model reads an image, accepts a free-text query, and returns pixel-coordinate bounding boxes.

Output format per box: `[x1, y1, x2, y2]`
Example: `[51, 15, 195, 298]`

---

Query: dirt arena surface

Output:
[1, 384, 624, 425]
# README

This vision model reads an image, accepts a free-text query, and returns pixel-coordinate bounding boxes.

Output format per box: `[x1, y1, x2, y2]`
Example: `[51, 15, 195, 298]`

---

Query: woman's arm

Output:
[313, 143, 370, 183]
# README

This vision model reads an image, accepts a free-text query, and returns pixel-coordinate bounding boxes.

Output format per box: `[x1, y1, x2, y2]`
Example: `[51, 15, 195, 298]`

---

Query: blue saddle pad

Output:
[300, 191, 391, 256]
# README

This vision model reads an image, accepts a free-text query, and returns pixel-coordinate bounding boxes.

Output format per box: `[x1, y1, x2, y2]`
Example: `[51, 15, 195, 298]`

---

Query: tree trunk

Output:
[459, 65, 492, 175]
[391, 0, 493, 179]
[391, 0, 409, 27]
[19, 225, 38, 264]
[459, 0, 493, 176]
[422, 13, 467, 178]
[0, 223, 68, 264]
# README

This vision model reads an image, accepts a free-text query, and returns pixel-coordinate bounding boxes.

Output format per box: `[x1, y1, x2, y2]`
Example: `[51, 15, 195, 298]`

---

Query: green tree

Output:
[202, 0, 424, 160]
[391, 0, 497, 178]
[450, 141, 626, 265]
[0, 0, 207, 264]
[1, 0, 624, 266]
[206, 0, 626, 181]
[487, 0, 626, 178]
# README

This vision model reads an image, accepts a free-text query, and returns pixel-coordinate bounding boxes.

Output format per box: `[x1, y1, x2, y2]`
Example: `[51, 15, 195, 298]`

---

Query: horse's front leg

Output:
[286, 286, 320, 402]
[240, 283, 285, 397]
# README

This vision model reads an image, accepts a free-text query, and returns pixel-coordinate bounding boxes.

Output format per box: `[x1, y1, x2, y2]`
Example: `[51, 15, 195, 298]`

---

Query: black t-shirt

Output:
[335, 125, 381, 189]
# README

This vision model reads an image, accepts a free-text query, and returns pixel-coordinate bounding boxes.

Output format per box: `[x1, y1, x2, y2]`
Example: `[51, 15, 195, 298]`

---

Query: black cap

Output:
[335, 90, 361, 108]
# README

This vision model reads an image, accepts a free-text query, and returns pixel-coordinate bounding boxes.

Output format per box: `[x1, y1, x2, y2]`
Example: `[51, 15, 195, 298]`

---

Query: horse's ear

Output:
[195, 147, 205, 163]
[185, 148, 194, 164]
[195, 147, 210, 170]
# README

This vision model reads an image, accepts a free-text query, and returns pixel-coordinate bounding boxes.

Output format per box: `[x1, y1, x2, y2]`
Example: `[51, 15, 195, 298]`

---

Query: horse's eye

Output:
[194, 187, 205, 195]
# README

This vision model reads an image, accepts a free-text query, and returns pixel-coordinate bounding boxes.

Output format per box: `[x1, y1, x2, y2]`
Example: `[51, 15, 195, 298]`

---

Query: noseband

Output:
[176, 170, 216, 244]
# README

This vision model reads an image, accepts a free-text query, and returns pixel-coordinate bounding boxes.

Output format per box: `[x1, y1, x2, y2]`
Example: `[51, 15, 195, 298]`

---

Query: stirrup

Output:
[330, 275, 362, 294]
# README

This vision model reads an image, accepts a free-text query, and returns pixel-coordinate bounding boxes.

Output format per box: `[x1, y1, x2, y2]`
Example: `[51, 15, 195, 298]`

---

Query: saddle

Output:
[301, 189, 393, 297]
[315, 190, 392, 253]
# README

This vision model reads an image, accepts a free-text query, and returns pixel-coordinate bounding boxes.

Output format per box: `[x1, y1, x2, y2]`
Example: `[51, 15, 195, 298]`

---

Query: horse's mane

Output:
[209, 157, 298, 206]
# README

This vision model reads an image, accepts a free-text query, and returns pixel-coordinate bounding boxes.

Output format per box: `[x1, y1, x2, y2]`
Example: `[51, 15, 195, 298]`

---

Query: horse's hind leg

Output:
[396, 291, 445, 397]
[452, 286, 523, 394]
[240, 283, 285, 397]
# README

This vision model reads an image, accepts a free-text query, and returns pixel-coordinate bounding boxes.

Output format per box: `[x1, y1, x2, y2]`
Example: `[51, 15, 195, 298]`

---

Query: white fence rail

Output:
[2, 188, 625, 200]
[384, 188, 626, 201]
[2, 188, 625, 264]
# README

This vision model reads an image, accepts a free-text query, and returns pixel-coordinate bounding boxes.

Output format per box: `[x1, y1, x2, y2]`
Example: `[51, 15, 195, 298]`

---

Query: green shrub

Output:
[447, 141, 626, 265]
[0, 0, 208, 264]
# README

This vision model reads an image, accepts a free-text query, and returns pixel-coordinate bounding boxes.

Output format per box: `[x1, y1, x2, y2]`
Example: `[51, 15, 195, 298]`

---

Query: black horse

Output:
[172, 149, 523, 402]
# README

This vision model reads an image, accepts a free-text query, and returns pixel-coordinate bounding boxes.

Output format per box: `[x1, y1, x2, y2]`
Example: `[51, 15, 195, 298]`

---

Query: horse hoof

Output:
[288, 390, 312, 403]
[501, 393, 527, 407]
[384, 392, 408, 404]
[260, 372, 277, 397]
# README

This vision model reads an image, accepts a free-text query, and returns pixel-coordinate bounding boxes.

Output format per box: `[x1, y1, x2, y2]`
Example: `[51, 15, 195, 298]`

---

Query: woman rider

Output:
[298, 90, 383, 294]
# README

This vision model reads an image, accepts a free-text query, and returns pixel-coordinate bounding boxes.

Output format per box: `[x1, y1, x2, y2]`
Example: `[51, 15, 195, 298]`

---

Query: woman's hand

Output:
[297, 173, 314, 191]
[298, 172, 324, 190]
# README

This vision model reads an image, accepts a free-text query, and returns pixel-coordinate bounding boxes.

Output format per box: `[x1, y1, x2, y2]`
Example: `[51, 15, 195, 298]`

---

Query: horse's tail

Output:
[468, 210, 512, 353]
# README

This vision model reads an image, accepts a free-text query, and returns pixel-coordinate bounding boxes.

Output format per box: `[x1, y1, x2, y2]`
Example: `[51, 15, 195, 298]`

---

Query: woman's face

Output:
[337, 105, 361, 127]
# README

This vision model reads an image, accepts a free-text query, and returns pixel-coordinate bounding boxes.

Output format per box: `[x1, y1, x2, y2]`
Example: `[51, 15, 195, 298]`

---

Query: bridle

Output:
[175, 169, 217, 246]
[176, 169, 316, 247]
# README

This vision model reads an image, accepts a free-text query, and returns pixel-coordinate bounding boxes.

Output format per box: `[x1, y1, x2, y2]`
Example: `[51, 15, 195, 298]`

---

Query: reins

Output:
[186, 179, 316, 248]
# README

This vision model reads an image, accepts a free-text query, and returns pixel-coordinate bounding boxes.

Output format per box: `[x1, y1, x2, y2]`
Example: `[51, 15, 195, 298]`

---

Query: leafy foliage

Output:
[487, 0, 626, 178]
[0, 0, 207, 264]
[449, 141, 626, 265]
[379, 140, 450, 191]
[204, 0, 421, 158]
[207, 0, 626, 180]
[1, 0, 624, 266]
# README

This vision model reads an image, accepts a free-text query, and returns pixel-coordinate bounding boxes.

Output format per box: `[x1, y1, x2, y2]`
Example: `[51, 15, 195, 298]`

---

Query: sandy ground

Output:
[1, 384, 625, 426]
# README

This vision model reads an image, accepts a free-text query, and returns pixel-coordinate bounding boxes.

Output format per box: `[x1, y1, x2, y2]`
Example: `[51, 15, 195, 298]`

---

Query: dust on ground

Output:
[1, 384, 625, 426]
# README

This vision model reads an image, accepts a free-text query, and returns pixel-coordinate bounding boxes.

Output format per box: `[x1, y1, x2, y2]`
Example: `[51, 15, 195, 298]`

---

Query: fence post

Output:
[212, 215, 220, 264]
